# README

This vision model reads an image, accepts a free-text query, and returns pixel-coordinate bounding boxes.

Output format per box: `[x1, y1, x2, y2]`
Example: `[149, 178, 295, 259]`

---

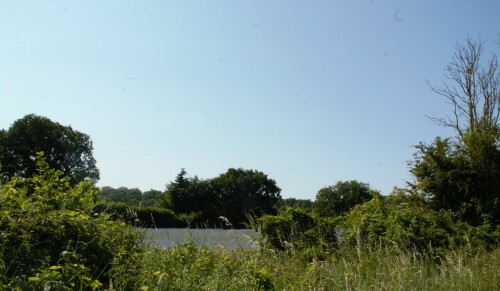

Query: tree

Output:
[313, 180, 373, 217]
[211, 168, 282, 227]
[411, 38, 500, 224]
[0, 114, 99, 184]
[276, 198, 314, 210]
[97, 186, 143, 206]
[142, 189, 164, 207]
[427, 38, 500, 139]
[164, 169, 217, 217]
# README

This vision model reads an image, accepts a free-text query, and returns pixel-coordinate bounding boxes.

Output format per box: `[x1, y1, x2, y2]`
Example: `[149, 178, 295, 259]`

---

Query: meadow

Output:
[134, 231, 500, 290]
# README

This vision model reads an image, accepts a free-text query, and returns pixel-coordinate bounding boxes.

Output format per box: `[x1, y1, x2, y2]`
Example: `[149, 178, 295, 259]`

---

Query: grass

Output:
[128, 237, 500, 290]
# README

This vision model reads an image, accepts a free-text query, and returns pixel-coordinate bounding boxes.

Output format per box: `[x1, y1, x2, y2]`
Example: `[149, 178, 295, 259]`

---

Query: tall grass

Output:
[128, 236, 499, 290]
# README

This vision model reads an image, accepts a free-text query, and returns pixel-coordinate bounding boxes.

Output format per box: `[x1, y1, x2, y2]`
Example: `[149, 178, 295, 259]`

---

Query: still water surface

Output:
[143, 228, 259, 249]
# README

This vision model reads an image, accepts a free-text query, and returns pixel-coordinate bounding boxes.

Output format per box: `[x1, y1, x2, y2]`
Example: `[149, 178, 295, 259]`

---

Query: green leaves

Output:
[410, 131, 500, 224]
[0, 114, 99, 185]
[0, 152, 143, 289]
[313, 180, 374, 217]
[259, 208, 338, 252]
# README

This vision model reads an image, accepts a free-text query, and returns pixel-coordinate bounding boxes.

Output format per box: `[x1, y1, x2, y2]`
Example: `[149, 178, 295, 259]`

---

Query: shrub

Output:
[259, 208, 338, 252]
[341, 189, 499, 257]
[0, 152, 143, 289]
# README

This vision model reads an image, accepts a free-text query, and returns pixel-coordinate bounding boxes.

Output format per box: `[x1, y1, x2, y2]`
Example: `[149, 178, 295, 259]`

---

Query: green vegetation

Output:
[313, 180, 374, 217]
[133, 242, 500, 290]
[97, 187, 164, 208]
[0, 114, 99, 185]
[412, 38, 500, 225]
[275, 197, 313, 210]
[1, 157, 498, 289]
[0, 153, 142, 290]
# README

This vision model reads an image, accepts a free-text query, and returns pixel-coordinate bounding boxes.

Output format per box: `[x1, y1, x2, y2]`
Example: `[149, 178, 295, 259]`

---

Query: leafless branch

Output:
[427, 37, 499, 138]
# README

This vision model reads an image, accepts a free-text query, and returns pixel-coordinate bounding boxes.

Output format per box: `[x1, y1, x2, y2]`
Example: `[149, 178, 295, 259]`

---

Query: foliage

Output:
[410, 128, 500, 225]
[276, 197, 313, 210]
[0, 114, 99, 185]
[0, 152, 143, 290]
[259, 208, 338, 253]
[212, 168, 282, 227]
[132, 239, 500, 290]
[97, 202, 185, 228]
[340, 189, 499, 257]
[313, 180, 374, 217]
[165, 169, 218, 223]
[164, 168, 282, 228]
[97, 186, 164, 208]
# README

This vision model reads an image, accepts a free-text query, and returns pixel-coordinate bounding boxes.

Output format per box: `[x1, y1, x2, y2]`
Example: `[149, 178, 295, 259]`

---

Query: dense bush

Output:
[0, 153, 143, 290]
[259, 208, 338, 252]
[340, 189, 499, 257]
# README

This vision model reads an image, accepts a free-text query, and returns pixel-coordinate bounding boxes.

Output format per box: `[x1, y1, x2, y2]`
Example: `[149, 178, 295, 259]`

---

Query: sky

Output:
[1, 1, 499, 200]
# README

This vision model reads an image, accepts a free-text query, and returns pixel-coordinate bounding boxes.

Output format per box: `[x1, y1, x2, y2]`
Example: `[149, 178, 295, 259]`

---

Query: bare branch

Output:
[427, 37, 499, 138]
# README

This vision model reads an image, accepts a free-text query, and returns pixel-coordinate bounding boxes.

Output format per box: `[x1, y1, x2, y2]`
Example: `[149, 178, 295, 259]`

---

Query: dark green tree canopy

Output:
[163, 168, 282, 227]
[313, 180, 373, 217]
[165, 169, 216, 216]
[410, 132, 500, 224]
[211, 168, 282, 225]
[0, 114, 99, 184]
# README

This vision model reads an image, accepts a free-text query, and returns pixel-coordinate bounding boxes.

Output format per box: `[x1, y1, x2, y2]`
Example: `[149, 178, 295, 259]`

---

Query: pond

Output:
[142, 228, 260, 250]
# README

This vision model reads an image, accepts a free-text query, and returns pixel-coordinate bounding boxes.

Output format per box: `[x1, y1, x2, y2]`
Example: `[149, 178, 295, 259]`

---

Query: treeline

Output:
[97, 168, 283, 228]
[96, 178, 318, 228]
[96, 179, 370, 229]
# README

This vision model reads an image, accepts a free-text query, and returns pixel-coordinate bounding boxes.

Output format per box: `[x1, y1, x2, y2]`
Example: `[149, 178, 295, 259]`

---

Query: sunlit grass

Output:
[131, 238, 500, 290]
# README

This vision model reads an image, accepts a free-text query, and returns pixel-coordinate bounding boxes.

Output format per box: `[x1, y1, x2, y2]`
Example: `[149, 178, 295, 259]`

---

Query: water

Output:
[142, 228, 259, 250]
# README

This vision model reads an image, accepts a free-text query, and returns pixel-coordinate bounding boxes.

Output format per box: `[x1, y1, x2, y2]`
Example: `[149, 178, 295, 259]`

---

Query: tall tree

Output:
[313, 180, 373, 217]
[164, 169, 216, 217]
[411, 38, 500, 224]
[211, 168, 281, 226]
[0, 114, 99, 184]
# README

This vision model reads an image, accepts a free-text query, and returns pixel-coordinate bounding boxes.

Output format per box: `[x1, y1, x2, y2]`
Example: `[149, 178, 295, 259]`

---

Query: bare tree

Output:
[427, 38, 500, 139]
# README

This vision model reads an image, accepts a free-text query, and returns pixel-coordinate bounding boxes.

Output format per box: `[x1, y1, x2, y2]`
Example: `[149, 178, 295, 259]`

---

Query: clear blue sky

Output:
[1, 1, 499, 200]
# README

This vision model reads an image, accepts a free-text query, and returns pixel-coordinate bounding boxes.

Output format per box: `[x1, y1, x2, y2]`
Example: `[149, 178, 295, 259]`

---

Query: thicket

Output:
[258, 208, 338, 253]
[340, 190, 498, 258]
[0, 153, 143, 290]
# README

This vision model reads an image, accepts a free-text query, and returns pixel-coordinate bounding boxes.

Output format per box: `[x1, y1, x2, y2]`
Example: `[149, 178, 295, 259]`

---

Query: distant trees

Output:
[163, 168, 281, 227]
[0, 114, 99, 185]
[411, 38, 500, 225]
[276, 198, 314, 210]
[97, 186, 164, 207]
[313, 180, 373, 217]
